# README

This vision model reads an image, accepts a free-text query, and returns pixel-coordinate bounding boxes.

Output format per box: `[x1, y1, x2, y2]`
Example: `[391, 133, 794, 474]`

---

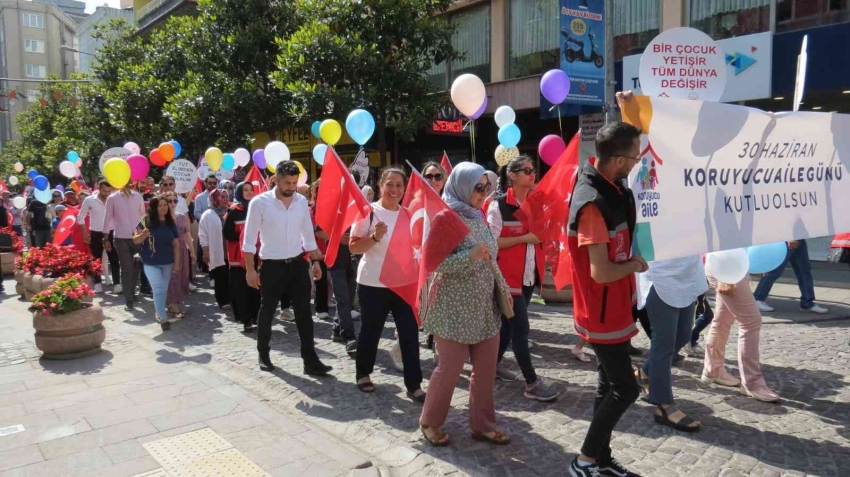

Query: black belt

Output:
[263, 256, 303, 264]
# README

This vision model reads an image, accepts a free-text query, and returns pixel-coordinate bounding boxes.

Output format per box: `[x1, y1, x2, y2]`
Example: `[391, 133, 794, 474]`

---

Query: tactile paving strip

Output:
[142, 428, 233, 469]
[167, 448, 268, 477]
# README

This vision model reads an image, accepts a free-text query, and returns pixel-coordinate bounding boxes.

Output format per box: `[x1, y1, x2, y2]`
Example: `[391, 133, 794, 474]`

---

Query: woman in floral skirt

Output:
[163, 191, 191, 319]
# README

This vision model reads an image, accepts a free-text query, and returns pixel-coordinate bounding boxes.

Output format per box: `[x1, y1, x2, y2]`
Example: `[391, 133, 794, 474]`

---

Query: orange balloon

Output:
[150, 148, 166, 167]
[159, 142, 176, 162]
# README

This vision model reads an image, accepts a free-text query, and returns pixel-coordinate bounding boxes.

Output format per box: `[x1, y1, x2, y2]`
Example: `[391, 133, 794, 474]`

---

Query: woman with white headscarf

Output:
[418, 162, 512, 447]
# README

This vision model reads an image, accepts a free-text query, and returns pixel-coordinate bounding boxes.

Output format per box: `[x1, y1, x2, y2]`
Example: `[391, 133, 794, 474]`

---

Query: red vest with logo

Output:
[567, 165, 638, 345]
[492, 188, 545, 297]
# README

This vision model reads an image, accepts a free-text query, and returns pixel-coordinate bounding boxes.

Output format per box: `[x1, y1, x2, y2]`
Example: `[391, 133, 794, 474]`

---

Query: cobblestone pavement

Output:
[4, 277, 850, 477]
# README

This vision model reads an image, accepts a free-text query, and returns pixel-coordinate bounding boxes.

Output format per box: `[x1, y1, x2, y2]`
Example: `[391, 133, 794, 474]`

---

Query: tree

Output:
[274, 0, 458, 163]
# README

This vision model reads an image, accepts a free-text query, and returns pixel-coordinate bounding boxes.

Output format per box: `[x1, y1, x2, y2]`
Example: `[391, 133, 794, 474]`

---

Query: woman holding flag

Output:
[486, 156, 558, 402]
[419, 162, 512, 447]
[349, 168, 425, 402]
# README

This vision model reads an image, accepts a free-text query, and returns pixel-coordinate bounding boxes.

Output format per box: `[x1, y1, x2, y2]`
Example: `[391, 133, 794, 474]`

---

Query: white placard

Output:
[99, 147, 132, 175]
[638, 27, 727, 102]
[196, 157, 234, 182]
[579, 113, 604, 167]
[165, 159, 197, 194]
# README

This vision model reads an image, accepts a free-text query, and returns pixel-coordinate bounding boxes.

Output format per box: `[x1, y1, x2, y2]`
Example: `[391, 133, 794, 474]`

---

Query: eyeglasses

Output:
[166, 200, 178, 204]
[511, 167, 536, 176]
[615, 154, 641, 163]
[423, 173, 443, 181]
[162, 182, 174, 187]
[473, 181, 492, 194]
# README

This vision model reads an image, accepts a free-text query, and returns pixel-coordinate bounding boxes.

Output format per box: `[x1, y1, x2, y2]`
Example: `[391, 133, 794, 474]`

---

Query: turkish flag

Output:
[440, 151, 453, 175]
[53, 208, 78, 246]
[243, 166, 268, 195]
[0, 179, 7, 194]
[316, 147, 371, 267]
[380, 169, 469, 324]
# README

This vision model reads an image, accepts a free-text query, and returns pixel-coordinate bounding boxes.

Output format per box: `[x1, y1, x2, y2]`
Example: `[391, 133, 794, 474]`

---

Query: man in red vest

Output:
[566, 111, 647, 477]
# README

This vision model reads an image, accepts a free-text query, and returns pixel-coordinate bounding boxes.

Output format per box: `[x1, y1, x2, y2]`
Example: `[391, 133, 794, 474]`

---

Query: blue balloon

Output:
[67, 151, 79, 162]
[33, 175, 49, 191]
[312, 144, 328, 165]
[34, 188, 52, 204]
[27, 169, 38, 179]
[311, 121, 322, 140]
[747, 242, 788, 274]
[498, 123, 521, 148]
[345, 109, 376, 146]
[170, 140, 182, 158]
[222, 153, 235, 171]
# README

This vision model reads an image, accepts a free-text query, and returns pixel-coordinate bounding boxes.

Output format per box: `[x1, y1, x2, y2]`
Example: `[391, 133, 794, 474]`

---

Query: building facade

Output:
[75, 5, 134, 75]
[132, 0, 196, 33]
[0, 0, 78, 149]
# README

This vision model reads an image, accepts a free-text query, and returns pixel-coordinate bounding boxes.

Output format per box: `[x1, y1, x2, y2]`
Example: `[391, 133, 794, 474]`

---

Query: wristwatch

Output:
[371, 234, 380, 243]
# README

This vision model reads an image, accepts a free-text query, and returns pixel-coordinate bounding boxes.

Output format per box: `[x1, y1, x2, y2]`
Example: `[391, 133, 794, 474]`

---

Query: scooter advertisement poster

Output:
[559, 0, 605, 106]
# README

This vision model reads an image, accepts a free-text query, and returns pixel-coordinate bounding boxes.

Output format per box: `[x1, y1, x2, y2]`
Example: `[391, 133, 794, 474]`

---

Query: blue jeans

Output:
[498, 285, 537, 385]
[753, 240, 815, 309]
[642, 286, 696, 405]
[143, 263, 173, 321]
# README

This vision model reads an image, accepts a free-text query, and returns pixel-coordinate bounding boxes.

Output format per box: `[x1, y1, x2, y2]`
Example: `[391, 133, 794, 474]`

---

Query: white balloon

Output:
[59, 161, 79, 179]
[8, 175, 19, 186]
[265, 141, 290, 168]
[705, 248, 750, 285]
[494, 106, 516, 128]
[234, 148, 251, 168]
[124, 142, 141, 155]
[13, 162, 23, 173]
[450, 74, 486, 118]
[12, 196, 25, 209]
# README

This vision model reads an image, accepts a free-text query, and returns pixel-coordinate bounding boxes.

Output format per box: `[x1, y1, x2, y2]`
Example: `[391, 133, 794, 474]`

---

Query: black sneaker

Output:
[243, 323, 257, 332]
[331, 331, 346, 343]
[345, 340, 357, 356]
[124, 302, 134, 312]
[304, 361, 332, 376]
[569, 457, 601, 477]
[259, 351, 275, 371]
[160, 321, 171, 331]
[598, 457, 641, 477]
[672, 353, 685, 367]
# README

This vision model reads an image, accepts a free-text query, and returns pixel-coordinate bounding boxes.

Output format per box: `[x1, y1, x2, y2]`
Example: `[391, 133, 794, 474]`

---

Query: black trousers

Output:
[314, 261, 328, 314]
[356, 285, 422, 392]
[210, 265, 230, 308]
[581, 341, 640, 462]
[90, 230, 120, 285]
[257, 259, 319, 364]
[634, 305, 652, 339]
[229, 267, 260, 325]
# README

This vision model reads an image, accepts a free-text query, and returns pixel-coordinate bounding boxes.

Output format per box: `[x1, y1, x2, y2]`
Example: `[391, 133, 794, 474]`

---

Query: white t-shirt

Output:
[351, 202, 399, 288]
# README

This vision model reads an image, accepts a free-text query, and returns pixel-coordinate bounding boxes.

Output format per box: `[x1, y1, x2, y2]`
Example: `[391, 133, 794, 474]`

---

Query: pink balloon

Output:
[538, 134, 567, 166]
[127, 154, 150, 181]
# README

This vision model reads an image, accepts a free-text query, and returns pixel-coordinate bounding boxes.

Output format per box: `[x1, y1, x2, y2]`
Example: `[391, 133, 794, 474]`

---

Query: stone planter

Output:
[23, 271, 33, 290]
[0, 252, 14, 276]
[541, 267, 573, 304]
[15, 269, 25, 285]
[33, 304, 105, 360]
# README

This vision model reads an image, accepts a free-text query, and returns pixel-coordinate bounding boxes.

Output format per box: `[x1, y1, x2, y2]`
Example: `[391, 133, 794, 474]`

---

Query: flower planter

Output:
[0, 252, 14, 276]
[23, 271, 33, 290]
[15, 269, 25, 285]
[33, 304, 105, 360]
[541, 268, 573, 304]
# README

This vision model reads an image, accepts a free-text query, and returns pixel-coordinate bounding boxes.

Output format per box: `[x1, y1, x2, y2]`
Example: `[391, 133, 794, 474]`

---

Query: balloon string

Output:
[558, 105, 563, 140]
[471, 121, 476, 163]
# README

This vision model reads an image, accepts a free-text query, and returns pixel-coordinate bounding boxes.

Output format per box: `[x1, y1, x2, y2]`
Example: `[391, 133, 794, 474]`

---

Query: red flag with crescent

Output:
[52, 207, 78, 245]
[440, 151, 453, 175]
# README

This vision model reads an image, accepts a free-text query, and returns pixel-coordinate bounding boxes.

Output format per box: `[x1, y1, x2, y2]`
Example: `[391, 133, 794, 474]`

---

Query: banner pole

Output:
[603, 0, 615, 124]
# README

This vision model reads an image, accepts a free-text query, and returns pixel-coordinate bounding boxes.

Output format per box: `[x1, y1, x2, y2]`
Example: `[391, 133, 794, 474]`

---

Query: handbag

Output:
[827, 247, 850, 264]
[488, 261, 515, 319]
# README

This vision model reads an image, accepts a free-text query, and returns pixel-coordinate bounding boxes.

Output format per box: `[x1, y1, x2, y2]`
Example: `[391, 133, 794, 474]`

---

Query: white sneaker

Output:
[188, 283, 196, 292]
[279, 309, 295, 321]
[685, 342, 703, 357]
[390, 342, 404, 372]
[802, 304, 828, 314]
[351, 310, 361, 320]
[755, 300, 774, 312]
[94, 283, 103, 294]
[113, 284, 123, 294]
[316, 312, 330, 321]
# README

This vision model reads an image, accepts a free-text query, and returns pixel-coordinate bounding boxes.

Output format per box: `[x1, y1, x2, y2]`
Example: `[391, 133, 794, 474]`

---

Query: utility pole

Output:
[603, 0, 616, 123]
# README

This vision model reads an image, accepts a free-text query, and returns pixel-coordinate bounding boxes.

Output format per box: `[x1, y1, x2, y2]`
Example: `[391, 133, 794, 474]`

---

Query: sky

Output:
[83, 0, 122, 14]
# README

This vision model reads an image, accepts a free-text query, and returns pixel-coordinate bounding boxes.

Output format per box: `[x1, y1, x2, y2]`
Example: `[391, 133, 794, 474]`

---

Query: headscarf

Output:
[442, 162, 486, 219]
[233, 181, 251, 208]
[209, 189, 228, 224]
[219, 180, 234, 199]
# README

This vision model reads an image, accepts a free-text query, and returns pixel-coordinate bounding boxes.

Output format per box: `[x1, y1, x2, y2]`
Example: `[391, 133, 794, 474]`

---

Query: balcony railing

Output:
[135, 0, 171, 23]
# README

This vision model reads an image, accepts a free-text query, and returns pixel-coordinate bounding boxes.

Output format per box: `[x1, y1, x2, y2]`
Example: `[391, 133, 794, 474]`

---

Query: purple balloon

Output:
[252, 149, 266, 169]
[469, 95, 488, 120]
[55, 185, 65, 192]
[540, 69, 570, 105]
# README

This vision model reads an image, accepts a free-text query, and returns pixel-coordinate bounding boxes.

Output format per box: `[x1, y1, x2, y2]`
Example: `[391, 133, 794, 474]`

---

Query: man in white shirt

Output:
[243, 161, 329, 375]
[78, 180, 120, 294]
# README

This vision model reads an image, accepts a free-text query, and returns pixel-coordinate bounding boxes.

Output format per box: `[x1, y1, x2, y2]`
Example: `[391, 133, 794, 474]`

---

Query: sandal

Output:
[407, 389, 427, 404]
[572, 349, 592, 363]
[356, 377, 375, 393]
[634, 367, 650, 396]
[419, 420, 450, 447]
[654, 404, 700, 433]
[471, 430, 510, 445]
[168, 310, 186, 320]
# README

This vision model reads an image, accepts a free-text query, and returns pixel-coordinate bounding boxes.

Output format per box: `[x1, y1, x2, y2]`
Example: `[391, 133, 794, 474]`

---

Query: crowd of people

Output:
[3, 93, 848, 477]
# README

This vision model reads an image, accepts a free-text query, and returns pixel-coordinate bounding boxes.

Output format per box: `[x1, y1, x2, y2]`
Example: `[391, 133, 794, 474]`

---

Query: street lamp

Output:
[60, 45, 96, 57]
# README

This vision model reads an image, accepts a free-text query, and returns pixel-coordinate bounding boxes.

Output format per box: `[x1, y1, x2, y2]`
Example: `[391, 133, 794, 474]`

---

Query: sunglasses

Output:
[473, 181, 492, 194]
[162, 182, 174, 187]
[206, 181, 218, 186]
[423, 173, 443, 181]
[512, 167, 536, 176]
[166, 199, 178, 204]
[52, 195, 61, 198]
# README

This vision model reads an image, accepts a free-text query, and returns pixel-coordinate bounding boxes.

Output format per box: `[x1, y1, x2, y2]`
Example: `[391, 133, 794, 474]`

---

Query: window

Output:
[27, 90, 38, 103]
[613, 0, 660, 61]
[426, 4, 492, 90]
[25, 64, 46, 78]
[690, 0, 771, 40]
[25, 39, 45, 53]
[22, 13, 44, 28]
[777, 0, 850, 32]
[508, 0, 559, 79]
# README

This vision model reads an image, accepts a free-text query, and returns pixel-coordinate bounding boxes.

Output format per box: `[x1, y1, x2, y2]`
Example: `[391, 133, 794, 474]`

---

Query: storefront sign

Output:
[280, 126, 312, 154]
[638, 27, 727, 101]
[430, 104, 468, 135]
[622, 96, 850, 262]
[559, 0, 606, 106]
[624, 31, 772, 103]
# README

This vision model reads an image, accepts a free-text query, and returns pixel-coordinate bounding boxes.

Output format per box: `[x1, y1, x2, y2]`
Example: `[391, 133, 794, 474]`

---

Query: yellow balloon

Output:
[103, 158, 131, 189]
[267, 162, 276, 173]
[319, 119, 342, 145]
[205, 147, 224, 172]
